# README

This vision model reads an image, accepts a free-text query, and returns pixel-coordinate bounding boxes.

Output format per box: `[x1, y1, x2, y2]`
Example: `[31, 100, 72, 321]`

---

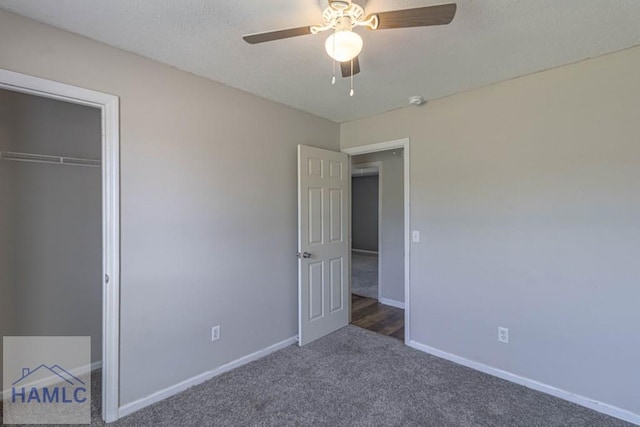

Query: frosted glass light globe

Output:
[325, 30, 363, 62]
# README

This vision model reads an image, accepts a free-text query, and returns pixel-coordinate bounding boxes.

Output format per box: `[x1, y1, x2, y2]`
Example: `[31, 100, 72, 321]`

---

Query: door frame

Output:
[343, 138, 411, 344]
[0, 69, 121, 422]
[350, 161, 383, 301]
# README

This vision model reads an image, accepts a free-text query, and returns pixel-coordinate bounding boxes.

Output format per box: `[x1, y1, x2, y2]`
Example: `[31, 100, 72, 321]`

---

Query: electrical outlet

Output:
[211, 325, 221, 342]
[412, 230, 420, 243]
[498, 327, 509, 344]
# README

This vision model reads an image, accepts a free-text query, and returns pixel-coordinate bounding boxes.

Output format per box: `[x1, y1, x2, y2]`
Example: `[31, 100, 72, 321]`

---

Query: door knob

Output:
[297, 252, 312, 259]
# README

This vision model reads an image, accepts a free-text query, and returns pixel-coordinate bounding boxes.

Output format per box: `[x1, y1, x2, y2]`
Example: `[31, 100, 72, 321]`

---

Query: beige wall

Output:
[0, 9, 340, 406]
[341, 46, 640, 416]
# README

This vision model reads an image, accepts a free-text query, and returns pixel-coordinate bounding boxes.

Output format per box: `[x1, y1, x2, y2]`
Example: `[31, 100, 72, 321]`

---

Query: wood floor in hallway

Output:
[351, 294, 404, 341]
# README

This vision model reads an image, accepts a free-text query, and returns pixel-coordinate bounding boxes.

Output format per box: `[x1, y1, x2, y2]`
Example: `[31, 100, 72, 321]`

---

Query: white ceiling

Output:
[2, 0, 640, 122]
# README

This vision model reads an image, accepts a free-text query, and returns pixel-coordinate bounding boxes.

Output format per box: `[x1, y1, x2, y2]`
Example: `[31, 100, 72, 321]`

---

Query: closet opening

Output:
[0, 69, 120, 423]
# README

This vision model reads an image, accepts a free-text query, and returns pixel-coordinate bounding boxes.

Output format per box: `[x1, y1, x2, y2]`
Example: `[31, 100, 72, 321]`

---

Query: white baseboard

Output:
[407, 340, 640, 426]
[379, 297, 405, 310]
[118, 336, 298, 419]
[352, 249, 378, 255]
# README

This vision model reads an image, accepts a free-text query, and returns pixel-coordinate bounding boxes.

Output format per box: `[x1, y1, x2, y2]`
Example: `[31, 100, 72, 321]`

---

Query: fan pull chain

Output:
[331, 35, 336, 85]
[332, 59, 336, 85]
[350, 59, 354, 96]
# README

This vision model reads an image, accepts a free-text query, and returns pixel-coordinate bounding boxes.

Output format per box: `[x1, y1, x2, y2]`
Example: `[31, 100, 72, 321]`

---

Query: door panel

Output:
[298, 145, 349, 346]
[330, 257, 344, 312]
[308, 187, 323, 245]
[309, 261, 324, 320]
[329, 189, 343, 242]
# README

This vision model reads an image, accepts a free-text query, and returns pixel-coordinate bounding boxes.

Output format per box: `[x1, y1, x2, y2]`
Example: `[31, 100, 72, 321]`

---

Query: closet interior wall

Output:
[0, 89, 102, 386]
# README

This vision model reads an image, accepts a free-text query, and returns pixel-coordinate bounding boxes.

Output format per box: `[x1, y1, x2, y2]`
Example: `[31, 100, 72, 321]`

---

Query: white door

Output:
[298, 145, 350, 346]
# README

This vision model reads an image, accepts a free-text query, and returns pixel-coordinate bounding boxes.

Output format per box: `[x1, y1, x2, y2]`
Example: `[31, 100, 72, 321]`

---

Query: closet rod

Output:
[0, 151, 101, 167]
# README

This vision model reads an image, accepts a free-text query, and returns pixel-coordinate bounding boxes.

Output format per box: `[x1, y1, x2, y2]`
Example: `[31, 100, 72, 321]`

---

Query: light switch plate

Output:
[412, 230, 420, 243]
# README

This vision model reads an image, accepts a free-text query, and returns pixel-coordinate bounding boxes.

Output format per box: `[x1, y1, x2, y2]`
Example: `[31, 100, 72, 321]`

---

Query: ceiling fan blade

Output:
[372, 3, 457, 30]
[243, 26, 312, 44]
[340, 57, 361, 78]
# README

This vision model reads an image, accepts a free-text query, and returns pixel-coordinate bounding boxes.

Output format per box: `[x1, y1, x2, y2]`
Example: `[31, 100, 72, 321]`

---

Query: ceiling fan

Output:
[243, 1, 457, 82]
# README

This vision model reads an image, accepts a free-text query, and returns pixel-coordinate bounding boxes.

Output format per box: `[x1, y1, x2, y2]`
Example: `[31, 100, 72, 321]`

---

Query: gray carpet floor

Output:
[351, 252, 378, 300]
[13, 325, 631, 426]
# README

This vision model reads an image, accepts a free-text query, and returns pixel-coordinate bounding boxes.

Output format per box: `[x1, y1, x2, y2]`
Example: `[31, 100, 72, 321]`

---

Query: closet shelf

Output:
[0, 151, 100, 167]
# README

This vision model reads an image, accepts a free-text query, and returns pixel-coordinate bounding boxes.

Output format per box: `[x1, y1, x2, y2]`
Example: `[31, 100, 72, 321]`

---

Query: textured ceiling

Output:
[1, 0, 640, 122]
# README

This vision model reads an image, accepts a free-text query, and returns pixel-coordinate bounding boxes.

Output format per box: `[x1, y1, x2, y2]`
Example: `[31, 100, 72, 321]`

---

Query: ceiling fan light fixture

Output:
[325, 29, 363, 62]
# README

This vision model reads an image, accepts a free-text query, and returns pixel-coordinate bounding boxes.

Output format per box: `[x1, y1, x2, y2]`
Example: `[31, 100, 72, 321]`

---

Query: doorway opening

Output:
[0, 69, 120, 422]
[344, 139, 410, 344]
[351, 162, 380, 300]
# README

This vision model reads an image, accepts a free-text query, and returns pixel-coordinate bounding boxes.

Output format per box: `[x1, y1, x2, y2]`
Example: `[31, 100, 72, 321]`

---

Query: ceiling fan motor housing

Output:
[321, 0, 367, 11]
[329, 1, 350, 10]
[321, 2, 365, 27]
